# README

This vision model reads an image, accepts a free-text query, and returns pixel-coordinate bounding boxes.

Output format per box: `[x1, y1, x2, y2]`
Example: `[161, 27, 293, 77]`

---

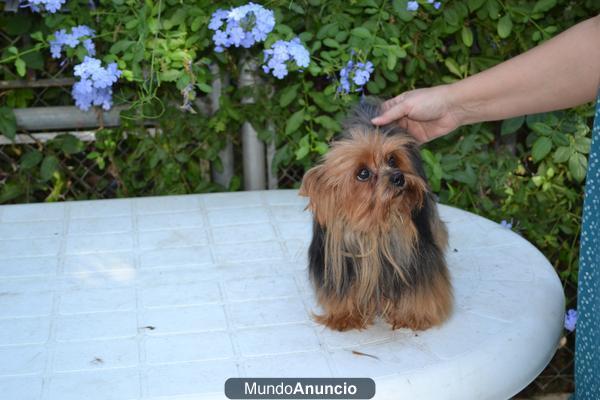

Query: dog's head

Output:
[299, 98, 430, 232]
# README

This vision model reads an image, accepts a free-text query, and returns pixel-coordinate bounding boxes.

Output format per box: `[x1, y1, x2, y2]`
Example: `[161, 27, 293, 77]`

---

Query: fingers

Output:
[371, 96, 408, 125]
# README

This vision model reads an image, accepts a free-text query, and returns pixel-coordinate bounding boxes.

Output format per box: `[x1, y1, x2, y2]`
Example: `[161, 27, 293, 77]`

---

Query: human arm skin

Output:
[371, 15, 600, 143]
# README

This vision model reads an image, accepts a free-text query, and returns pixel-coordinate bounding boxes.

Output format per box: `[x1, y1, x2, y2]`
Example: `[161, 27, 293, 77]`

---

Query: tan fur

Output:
[382, 271, 453, 330]
[301, 124, 453, 332]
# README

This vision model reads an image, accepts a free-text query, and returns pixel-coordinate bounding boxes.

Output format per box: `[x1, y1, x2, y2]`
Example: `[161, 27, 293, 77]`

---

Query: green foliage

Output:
[1, 0, 598, 284]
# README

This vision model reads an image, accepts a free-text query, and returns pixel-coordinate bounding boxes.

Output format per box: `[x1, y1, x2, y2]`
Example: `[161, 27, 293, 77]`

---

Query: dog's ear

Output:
[405, 143, 428, 181]
[299, 165, 324, 198]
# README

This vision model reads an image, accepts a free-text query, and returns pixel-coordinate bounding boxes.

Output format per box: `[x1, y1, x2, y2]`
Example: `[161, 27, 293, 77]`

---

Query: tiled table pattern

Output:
[0, 190, 564, 400]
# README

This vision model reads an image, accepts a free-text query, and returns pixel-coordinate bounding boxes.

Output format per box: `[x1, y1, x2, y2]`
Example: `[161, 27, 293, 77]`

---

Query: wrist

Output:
[444, 81, 473, 127]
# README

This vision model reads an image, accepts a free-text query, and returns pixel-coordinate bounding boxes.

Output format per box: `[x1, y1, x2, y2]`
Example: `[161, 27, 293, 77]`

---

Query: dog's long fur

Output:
[299, 98, 452, 331]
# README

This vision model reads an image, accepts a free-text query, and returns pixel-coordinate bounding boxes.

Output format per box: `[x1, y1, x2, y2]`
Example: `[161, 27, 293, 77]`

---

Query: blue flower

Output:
[262, 38, 310, 79]
[287, 38, 310, 68]
[407, 1, 419, 11]
[213, 30, 229, 48]
[338, 56, 374, 94]
[564, 309, 578, 332]
[208, 3, 275, 51]
[49, 25, 96, 59]
[82, 39, 96, 56]
[352, 62, 374, 85]
[227, 25, 245, 46]
[208, 9, 229, 31]
[21, 0, 66, 13]
[71, 25, 94, 38]
[426, 0, 442, 9]
[500, 220, 513, 229]
[72, 57, 121, 111]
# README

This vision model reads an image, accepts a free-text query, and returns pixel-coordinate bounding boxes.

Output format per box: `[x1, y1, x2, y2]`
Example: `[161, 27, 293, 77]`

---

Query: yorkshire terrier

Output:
[299, 98, 452, 332]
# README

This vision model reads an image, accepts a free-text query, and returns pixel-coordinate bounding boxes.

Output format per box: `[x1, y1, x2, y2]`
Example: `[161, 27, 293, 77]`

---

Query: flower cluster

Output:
[20, 0, 66, 13]
[209, 3, 275, 52]
[48, 23, 120, 111]
[262, 38, 310, 79]
[71, 57, 121, 111]
[337, 57, 374, 94]
[407, 0, 441, 11]
[564, 309, 578, 332]
[50, 25, 96, 59]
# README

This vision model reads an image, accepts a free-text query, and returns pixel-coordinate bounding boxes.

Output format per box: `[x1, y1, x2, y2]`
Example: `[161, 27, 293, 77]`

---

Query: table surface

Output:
[0, 190, 564, 400]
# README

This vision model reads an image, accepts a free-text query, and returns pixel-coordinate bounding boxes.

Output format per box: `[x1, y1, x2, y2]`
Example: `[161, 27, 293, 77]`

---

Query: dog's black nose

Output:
[390, 172, 405, 187]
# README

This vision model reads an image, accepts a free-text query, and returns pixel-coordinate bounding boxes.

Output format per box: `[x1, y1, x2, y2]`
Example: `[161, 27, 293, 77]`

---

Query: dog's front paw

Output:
[313, 313, 371, 331]
[385, 315, 436, 331]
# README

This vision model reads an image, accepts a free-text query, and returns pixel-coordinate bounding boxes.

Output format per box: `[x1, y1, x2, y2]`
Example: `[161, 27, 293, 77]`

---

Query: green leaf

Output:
[30, 31, 44, 41]
[197, 82, 212, 94]
[314, 115, 341, 131]
[568, 153, 587, 182]
[323, 38, 340, 48]
[467, 0, 486, 12]
[532, 136, 553, 162]
[574, 136, 591, 154]
[444, 58, 462, 78]
[160, 70, 180, 82]
[15, 58, 26, 77]
[351, 27, 371, 39]
[500, 116, 524, 135]
[310, 92, 338, 112]
[125, 19, 138, 30]
[461, 26, 474, 47]
[191, 16, 203, 31]
[285, 110, 305, 135]
[387, 53, 397, 70]
[40, 155, 60, 181]
[0, 183, 22, 203]
[58, 134, 83, 155]
[314, 141, 329, 155]
[289, 3, 305, 14]
[0, 107, 17, 140]
[497, 14, 513, 38]
[0, 14, 32, 35]
[20, 150, 43, 169]
[533, 0, 557, 13]
[553, 146, 571, 163]
[552, 132, 570, 147]
[420, 149, 436, 166]
[392, 0, 415, 21]
[531, 122, 554, 136]
[279, 84, 299, 108]
[21, 49, 44, 70]
[444, 8, 459, 26]
[295, 136, 310, 160]
[110, 40, 135, 54]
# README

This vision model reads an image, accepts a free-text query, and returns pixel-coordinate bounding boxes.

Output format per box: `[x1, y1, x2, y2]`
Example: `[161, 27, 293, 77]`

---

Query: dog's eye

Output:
[387, 156, 397, 168]
[356, 168, 371, 181]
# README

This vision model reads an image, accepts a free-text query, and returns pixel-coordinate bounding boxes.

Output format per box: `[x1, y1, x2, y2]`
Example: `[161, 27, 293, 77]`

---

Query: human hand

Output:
[371, 85, 463, 143]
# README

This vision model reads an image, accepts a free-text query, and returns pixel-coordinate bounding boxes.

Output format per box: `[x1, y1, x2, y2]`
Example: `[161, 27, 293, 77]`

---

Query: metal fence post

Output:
[266, 120, 278, 189]
[239, 60, 266, 191]
[209, 64, 234, 189]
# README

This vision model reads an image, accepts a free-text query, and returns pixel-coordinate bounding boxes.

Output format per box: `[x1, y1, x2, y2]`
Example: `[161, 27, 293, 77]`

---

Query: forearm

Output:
[449, 15, 600, 125]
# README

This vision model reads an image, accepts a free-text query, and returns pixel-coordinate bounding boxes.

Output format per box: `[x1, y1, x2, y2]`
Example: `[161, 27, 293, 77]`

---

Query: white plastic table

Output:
[0, 190, 564, 400]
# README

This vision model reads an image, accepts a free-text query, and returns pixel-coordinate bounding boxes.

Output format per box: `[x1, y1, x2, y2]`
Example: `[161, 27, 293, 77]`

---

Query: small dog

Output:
[299, 98, 452, 332]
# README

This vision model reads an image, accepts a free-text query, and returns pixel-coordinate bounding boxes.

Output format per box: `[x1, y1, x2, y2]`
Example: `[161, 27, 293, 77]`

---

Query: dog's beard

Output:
[319, 204, 418, 310]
